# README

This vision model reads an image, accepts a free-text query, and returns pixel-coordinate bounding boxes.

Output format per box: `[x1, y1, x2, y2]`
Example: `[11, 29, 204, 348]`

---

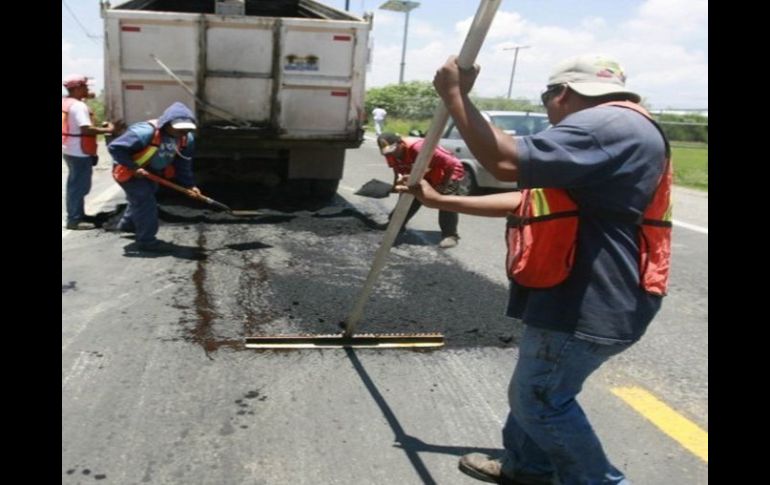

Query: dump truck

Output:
[101, 0, 372, 200]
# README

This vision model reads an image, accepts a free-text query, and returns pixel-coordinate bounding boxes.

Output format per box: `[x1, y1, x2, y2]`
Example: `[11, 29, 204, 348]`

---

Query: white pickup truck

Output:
[101, 0, 371, 199]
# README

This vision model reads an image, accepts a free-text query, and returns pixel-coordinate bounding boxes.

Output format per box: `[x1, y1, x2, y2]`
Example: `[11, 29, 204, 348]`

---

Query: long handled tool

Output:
[139, 169, 232, 212]
[245, 0, 503, 350]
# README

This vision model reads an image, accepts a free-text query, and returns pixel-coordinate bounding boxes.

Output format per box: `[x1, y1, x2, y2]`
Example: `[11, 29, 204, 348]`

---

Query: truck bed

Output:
[114, 0, 360, 20]
[104, 0, 370, 137]
[103, 0, 371, 198]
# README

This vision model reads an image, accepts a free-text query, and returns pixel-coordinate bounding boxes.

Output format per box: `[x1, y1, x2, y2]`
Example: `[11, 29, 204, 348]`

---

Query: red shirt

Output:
[385, 138, 464, 187]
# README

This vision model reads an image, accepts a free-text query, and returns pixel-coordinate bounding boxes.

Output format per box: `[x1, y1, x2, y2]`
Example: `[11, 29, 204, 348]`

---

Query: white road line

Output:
[672, 219, 708, 234]
[62, 183, 124, 239]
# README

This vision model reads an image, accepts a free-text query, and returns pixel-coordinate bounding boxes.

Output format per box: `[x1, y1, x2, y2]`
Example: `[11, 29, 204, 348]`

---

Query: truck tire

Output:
[311, 179, 339, 199]
[284, 179, 339, 201]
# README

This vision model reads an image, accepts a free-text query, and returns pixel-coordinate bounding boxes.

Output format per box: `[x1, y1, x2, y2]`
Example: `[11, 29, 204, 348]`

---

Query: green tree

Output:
[365, 81, 440, 119]
[86, 92, 105, 123]
[365, 83, 707, 144]
[471, 96, 543, 113]
[366, 82, 547, 119]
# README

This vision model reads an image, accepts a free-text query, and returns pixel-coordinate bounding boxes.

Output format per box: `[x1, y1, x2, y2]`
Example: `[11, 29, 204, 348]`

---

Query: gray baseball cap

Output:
[548, 54, 640, 103]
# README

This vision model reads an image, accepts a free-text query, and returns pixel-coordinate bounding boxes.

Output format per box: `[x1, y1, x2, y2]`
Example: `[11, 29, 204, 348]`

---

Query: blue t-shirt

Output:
[108, 123, 196, 188]
[108, 102, 197, 188]
[509, 105, 667, 343]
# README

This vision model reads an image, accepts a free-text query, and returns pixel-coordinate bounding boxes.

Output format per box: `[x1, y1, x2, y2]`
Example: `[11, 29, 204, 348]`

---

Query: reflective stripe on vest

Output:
[505, 101, 673, 295]
[131, 119, 188, 167]
[505, 188, 580, 288]
[61, 97, 97, 156]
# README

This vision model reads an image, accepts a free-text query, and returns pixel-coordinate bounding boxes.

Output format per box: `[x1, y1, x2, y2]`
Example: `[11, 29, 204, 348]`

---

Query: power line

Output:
[62, 0, 102, 44]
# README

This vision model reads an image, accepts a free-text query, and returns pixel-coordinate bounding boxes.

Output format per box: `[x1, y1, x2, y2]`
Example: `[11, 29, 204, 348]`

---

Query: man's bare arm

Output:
[396, 179, 520, 217]
[433, 56, 519, 182]
[80, 121, 117, 136]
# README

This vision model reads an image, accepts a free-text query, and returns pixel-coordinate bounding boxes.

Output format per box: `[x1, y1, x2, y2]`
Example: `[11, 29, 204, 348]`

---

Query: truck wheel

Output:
[311, 179, 340, 200]
[285, 179, 339, 201]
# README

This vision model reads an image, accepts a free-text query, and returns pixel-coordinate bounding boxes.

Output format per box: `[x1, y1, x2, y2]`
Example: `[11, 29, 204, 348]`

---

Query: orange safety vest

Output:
[61, 97, 97, 156]
[131, 119, 188, 167]
[505, 101, 673, 296]
[113, 120, 189, 182]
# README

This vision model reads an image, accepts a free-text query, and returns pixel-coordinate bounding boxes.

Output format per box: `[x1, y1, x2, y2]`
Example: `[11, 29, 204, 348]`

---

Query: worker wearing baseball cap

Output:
[62, 74, 121, 230]
[401, 54, 671, 485]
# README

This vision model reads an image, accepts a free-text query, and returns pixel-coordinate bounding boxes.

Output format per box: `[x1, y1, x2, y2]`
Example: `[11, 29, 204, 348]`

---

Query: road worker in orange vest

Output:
[398, 54, 672, 485]
[62, 74, 120, 230]
[107, 102, 200, 253]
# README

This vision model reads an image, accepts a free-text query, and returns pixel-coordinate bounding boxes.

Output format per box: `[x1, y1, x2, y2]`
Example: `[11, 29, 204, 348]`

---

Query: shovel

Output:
[354, 178, 394, 199]
[137, 169, 232, 212]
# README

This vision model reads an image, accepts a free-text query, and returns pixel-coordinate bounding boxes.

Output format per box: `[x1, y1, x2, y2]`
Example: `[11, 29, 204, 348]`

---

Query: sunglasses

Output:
[540, 84, 565, 106]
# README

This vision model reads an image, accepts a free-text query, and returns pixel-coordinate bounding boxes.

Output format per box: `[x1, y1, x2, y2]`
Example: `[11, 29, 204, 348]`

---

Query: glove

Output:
[112, 164, 136, 183]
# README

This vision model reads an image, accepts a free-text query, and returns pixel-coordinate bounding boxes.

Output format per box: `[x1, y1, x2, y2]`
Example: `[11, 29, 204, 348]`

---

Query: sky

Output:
[62, 0, 707, 111]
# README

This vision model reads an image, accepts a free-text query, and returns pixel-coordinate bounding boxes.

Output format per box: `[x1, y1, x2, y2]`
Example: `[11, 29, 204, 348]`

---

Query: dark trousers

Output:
[118, 176, 160, 244]
[389, 198, 458, 238]
[63, 154, 95, 224]
[389, 175, 468, 237]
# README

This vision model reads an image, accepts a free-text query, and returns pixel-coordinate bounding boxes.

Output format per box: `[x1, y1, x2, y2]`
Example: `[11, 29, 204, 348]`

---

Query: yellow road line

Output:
[611, 386, 707, 462]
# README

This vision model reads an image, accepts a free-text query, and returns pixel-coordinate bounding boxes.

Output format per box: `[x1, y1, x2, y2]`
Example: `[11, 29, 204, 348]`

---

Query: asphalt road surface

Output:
[63, 138, 707, 484]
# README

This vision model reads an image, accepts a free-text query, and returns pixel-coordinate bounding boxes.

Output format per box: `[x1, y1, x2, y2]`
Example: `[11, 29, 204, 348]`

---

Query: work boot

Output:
[104, 220, 136, 233]
[135, 239, 175, 253]
[439, 235, 459, 249]
[459, 453, 510, 484]
[65, 221, 96, 230]
[458, 453, 553, 485]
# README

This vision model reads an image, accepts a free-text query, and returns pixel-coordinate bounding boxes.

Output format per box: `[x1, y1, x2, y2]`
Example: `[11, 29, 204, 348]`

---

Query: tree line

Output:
[365, 81, 707, 144]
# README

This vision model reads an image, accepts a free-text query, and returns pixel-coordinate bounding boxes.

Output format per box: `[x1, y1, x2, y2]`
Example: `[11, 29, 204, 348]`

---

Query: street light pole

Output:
[398, 8, 411, 83]
[503, 45, 530, 99]
[379, 1, 421, 84]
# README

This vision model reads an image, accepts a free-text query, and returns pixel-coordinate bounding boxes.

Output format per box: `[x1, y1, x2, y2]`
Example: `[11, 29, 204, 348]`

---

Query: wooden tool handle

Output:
[343, 0, 503, 337]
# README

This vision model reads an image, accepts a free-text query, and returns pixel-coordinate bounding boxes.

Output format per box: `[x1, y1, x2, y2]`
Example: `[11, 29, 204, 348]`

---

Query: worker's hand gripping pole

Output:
[343, 0, 503, 337]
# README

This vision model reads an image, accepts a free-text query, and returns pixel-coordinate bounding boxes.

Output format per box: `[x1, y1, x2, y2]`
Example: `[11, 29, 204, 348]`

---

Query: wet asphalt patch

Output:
[154, 195, 522, 355]
[86, 192, 521, 353]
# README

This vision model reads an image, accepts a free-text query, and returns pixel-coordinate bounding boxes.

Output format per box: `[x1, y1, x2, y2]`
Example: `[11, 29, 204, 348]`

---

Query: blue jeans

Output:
[117, 175, 159, 244]
[63, 154, 95, 224]
[502, 326, 633, 485]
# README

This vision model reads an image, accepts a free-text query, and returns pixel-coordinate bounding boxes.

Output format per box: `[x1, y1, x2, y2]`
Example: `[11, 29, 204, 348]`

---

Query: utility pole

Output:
[503, 45, 530, 99]
[379, 1, 421, 84]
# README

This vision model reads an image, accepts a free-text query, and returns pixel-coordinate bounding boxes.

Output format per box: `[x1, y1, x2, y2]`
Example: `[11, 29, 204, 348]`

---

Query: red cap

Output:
[63, 74, 90, 89]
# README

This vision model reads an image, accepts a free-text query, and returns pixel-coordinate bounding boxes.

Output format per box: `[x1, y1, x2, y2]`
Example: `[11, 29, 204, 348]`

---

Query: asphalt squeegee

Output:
[245, 0, 503, 350]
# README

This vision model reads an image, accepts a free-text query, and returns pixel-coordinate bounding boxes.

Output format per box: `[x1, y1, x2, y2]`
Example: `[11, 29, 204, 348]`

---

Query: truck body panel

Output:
[102, 0, 371, 197]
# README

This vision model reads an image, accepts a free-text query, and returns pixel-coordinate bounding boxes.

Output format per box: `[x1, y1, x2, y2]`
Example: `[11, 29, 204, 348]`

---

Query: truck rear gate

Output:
[103, 0, 371, 200]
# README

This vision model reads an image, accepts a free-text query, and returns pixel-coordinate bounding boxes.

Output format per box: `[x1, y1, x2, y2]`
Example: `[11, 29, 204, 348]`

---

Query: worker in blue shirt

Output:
[400, 54, 671, 485]
[107, 102, 199, 252]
